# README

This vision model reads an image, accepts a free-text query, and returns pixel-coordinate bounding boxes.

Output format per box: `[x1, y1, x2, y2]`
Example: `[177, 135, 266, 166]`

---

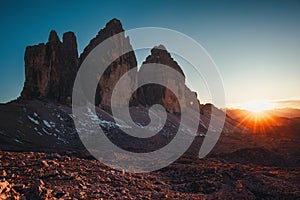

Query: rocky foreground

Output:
[1, 17, 299, 200]
[0, 151, 299, 200]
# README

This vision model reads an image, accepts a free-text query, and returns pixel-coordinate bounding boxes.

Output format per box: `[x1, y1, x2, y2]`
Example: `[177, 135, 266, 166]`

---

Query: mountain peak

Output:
[79, 18, 125, 65]
[62, 31, 76, 42]
[137, 44, 199, 113]
[105, 18, 123, 32]
[143, 45, 185, 77]
[21, 30, 78, 103]
[153, 44, 167, 51]
[48, 30, 60, 44]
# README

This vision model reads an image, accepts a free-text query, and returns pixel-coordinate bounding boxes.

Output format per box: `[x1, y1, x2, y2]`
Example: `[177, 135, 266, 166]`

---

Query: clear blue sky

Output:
[0, 0, 299, 107]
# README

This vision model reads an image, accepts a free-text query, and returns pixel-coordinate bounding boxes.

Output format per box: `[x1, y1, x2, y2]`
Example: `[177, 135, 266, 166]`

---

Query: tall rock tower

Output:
[79, 18, 138, 110]
[137, 45, 199, 114]
[21, 30, 78, 104]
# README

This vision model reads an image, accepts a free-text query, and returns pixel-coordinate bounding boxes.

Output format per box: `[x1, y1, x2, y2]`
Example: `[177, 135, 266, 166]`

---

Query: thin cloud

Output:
[272, 99, 300, 109]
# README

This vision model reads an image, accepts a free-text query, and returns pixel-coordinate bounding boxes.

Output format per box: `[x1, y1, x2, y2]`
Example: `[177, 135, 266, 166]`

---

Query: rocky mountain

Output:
[20, 18, 199, 114]
[0, 18, 207, 152]
[137, 45, 199, 114]
[79, 18, 138, 109]
[21, 18, 138, 110]
[21, 31, 78, 104]
[0, 18, 268, 153]
[0, 18, 299, 199]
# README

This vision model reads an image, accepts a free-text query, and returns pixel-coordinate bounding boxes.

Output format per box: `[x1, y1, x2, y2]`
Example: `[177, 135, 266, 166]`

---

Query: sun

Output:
[240, 100, 274, 113]
[233, 100, 278, 134]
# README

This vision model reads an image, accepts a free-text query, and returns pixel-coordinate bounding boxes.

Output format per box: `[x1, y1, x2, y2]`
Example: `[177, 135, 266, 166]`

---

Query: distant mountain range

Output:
[266, 107, 300, 118]
[227, 107, 300, 119]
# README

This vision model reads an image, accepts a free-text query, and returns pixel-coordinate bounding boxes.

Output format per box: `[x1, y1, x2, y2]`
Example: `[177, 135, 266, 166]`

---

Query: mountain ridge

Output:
[20, 18, 199, 113]
[0, 18, 208, 153]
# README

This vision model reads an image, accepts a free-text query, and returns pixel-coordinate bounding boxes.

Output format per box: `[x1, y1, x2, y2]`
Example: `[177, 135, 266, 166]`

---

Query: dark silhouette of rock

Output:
[21, 30, 78, 104]
[79, 19, 137, 110]
[137, 45, 199, 114]
[20, 19, 196, 112]
[0, 18, 299, 199]
[79, 18, 138, 109]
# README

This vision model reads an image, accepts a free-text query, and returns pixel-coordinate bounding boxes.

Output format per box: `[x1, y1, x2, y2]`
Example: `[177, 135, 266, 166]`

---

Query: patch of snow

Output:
[68, 114, 75, 119]
[34, 112, 38, 117]
[55, 128, 61, 133]
[57, 114, 64, 121]
[14, 139, 23, 144]
[57, 136, 68, 144]
[42, 128, 52, 135]
[99, 120, 118, 129]
[85, 107, 128, 129]
[136, 123, 144, 128]
[43, 120, 52, 128]
[115, 121, 131, 129]
[27, 115, 39, 125]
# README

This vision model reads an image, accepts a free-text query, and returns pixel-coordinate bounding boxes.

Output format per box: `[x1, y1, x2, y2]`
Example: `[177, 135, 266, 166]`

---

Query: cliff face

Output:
[79, 18, 138, 109]
[21, 31, 78, 104]
[20, 18, 198, 113]
[137, 45, 199, 114]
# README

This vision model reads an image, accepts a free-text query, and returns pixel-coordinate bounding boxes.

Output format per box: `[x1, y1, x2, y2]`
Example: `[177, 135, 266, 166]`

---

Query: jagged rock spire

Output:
[21, 30, 78, 104]
[137, 45, 198, 113]
[48, 30, 60, 44]
[20, 18, 198, 112]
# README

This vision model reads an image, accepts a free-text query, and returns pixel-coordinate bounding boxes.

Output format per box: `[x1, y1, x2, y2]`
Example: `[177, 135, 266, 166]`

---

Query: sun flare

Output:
[232, 100, 278, 134]
[239, 100, 274, 113]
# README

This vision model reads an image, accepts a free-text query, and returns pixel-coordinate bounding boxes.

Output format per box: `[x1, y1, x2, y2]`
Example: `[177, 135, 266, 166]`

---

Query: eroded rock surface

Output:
[0, 151, 299, 199]
[137, 45, 199, 114]
[79, 18, 138, 109]
[21, 31, 78, 104]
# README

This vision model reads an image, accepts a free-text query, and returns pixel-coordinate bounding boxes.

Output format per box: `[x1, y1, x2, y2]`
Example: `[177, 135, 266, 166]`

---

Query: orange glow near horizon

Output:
[236, 111, 276, 134]
[232, 100, 280, 134]
[238, 111, 281, 135]
[239, 100, 274, 113]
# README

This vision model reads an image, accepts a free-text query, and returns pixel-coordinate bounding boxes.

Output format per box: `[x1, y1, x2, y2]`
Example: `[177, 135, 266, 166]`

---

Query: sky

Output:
[0, 0, 299, 108]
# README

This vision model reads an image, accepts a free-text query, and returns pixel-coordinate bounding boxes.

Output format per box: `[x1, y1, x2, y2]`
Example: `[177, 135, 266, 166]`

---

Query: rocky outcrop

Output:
[21, 30, 78, 104]
[79, 18, 137, 109]
[137, 45, 199, 114]
[20, 19, 197, 113]
[20, 19, 137, 109]
[0, 180, 21, 199]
